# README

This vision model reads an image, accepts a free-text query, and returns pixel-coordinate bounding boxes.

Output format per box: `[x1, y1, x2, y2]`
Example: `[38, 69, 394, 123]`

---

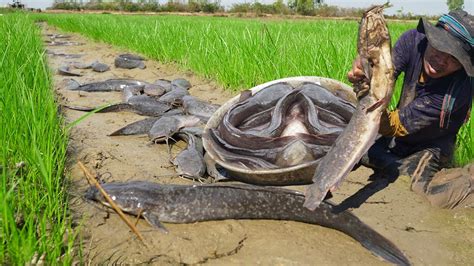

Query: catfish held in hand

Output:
[86, 181, 410, 265]
[304, 4, 395, 210]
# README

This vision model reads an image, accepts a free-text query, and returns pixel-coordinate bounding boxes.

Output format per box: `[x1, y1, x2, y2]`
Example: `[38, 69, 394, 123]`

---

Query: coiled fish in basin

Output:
[203, 76, 357, 185]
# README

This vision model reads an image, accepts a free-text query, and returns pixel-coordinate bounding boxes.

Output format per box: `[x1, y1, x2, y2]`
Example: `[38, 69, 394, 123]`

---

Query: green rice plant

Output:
[454, 108, 474, 165]
[0, 14, 76, 264]
[36, 14, 412, 90]
[35, 13, 471, 164]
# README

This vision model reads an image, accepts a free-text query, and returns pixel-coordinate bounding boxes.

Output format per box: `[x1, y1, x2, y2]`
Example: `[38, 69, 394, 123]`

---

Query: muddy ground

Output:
[42, 24, 473, 265]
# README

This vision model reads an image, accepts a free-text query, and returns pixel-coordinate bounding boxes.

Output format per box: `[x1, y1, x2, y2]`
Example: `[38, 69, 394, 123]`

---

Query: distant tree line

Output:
[51, 0, 367, 17]
[446, 0, 464, 11]
[50, 0, 442, 19]
[52, 0, 224, 13]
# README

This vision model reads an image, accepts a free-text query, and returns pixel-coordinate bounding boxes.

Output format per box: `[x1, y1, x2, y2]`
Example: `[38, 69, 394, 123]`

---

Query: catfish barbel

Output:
[304, 4, 395, 210]
[86, 181, 409, 265]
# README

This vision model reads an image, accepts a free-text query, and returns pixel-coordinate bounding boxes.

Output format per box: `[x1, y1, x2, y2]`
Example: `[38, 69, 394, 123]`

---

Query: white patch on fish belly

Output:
[276, 140, 314, 166]
[281, 120, 309, 137]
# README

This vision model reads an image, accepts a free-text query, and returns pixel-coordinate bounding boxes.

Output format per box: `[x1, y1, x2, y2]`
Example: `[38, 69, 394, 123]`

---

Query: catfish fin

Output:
[109, 117, 159, 136]
[64, 103, 132, 113]
[238, 90, 252, 102]
[142, 212, 169, 234]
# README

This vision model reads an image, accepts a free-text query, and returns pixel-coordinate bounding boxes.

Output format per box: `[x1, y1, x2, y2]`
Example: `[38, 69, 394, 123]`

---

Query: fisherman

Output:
[348, 10, 473, 209]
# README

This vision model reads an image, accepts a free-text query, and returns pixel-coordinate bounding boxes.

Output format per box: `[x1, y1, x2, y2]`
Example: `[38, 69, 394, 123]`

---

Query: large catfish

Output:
[86, 181, 410, 265]
[304, 4, 395, 210]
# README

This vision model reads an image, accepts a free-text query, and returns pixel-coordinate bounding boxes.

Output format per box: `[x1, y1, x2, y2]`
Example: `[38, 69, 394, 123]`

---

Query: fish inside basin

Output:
[203, 76, 357, 185]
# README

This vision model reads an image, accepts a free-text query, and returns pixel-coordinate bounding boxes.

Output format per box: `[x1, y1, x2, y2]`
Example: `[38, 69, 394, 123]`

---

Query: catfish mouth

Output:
[84, 186, 133, 212]
[84, 186, 99, 201]
[281, 103, 310, 137]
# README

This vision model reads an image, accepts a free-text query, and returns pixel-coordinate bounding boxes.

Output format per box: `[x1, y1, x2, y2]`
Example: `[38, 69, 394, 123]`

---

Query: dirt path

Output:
[42, 24, 473, 265]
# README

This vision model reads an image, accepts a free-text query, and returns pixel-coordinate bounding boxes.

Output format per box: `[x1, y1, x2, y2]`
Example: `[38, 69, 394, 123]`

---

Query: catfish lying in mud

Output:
[65, 78, 148, 92]
[304, 4, 395, 210]
[65, 95, 172, 117]
[45, 50, 82, 59]
[65, 81, 174, 116]
[108, 109, 184, 136]
[171, 78, 192, 90]
[85, 181, 410, 265]
[158, 86, 189, 106]
[46, 34, 71, 39]
[172, 132, 207, 181]
[148, 115, 201, 143]
[58, 66, 82, 77]
[71, 61, 110, 72]
[182, 95, 220, 122]
[115, 54, 146, 69]
[46, 41, 83, 46]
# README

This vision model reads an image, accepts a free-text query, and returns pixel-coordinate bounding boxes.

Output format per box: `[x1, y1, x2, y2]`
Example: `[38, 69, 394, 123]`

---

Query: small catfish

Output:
[118, 53, 145, 60]
[158, 86, 189, 106]
[148, 115, 201, 160]
[143, 84, 166, 97]
[108, 109, 184, 136]
[65, 78, 148, 92]
[57, 66, 82, 77]
[71, 61, 110, 72]
[172, 132, 207, 181]
[154, 79, 173, 92]
[46, 41, 84, 46]
[182, 95, 220, 122]
[114, 54, 145, 69]
[203, 153, 229, 182]
[148, 115, 201, 144]
[46, 51, 82, 58]
[65, 94, 172, 117]
[47, 34, 71, 39]
[171, 78, 191, 90]
[91, 62, 110, 72]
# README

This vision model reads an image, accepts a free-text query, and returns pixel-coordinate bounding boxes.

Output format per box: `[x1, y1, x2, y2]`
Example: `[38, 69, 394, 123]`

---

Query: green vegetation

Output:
[37, 14, 413, 89]
[0, 14, 76, 264]
[454, 113, 473, 165]
[447, 0, 464, 11]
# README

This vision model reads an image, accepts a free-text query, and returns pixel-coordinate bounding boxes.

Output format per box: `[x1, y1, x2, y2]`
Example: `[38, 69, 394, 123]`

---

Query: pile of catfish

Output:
[45, 34, 222, 181]
[64, 75, 220, 182]
[206, 82, 355, 170]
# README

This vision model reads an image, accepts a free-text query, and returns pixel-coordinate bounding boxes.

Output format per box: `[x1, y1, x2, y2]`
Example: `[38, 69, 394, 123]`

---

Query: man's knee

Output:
[382, 150, 441, 194]
[424, 166, 474, 209]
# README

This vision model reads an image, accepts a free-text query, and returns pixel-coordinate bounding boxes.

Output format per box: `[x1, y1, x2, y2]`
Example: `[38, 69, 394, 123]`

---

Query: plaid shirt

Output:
[390, 29, 472, 159]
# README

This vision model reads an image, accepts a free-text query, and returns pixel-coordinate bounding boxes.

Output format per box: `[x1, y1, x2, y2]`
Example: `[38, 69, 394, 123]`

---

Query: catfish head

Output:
[356, 3, 394, 104]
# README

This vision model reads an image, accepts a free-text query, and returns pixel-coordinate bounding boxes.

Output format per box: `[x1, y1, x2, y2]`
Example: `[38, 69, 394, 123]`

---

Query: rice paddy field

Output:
[0, 13, 75, 264]
[1, 11, 472, 263]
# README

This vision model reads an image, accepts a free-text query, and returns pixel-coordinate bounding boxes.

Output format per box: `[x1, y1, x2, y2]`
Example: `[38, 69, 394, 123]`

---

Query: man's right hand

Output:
[347, 57, 366, 83]
[347, 56, 371, 98]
